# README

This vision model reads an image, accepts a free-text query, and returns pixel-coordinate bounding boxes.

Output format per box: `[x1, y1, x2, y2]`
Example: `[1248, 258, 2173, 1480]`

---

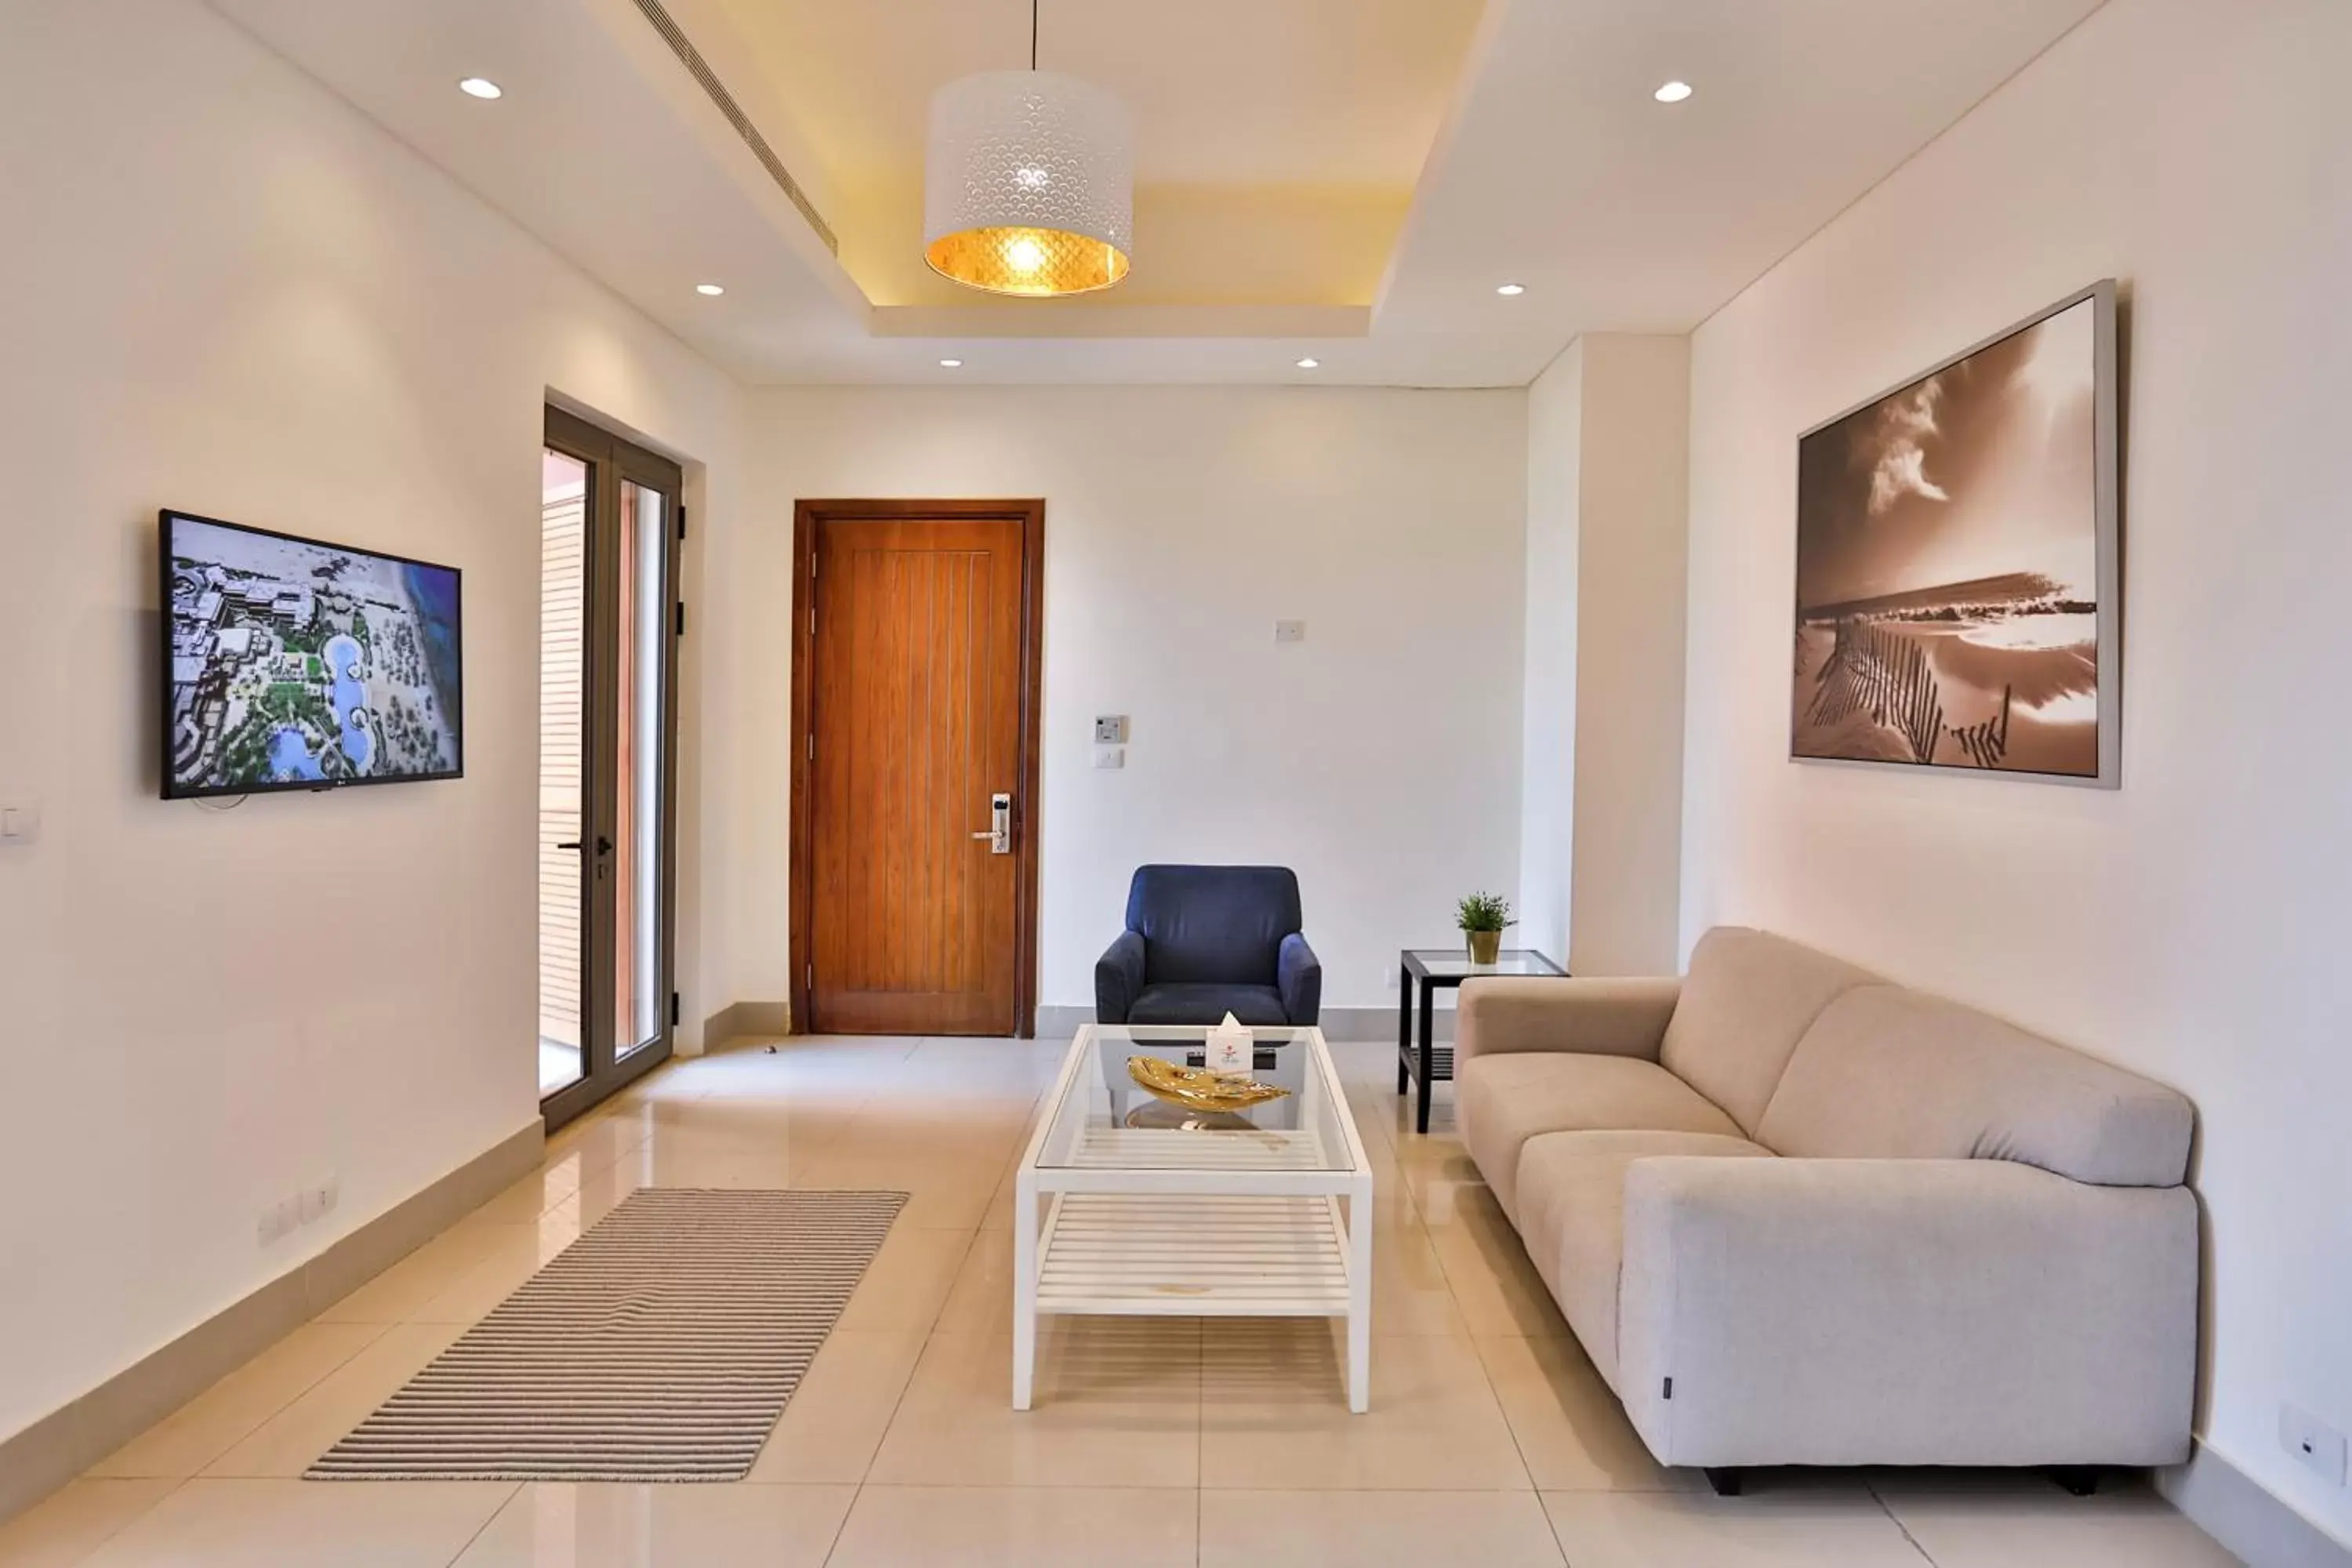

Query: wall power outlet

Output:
[2281, 1404, 2348, 1487]
[297, 1175, 339, 1224]
[259, 1175, 340, 1247]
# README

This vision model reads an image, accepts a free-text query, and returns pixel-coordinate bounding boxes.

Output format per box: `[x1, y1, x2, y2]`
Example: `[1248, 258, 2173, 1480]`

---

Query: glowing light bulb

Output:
[1004, 236, 1047, 274]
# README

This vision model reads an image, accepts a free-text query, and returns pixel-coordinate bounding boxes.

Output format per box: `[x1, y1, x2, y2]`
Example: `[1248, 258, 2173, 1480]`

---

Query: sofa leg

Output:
[1703, 1468, 1744, 1497]
[2044, 1465, 2101, 1497]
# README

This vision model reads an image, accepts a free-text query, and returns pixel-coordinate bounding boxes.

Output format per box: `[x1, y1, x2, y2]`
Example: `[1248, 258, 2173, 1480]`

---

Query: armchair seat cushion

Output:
[1459, 1054, 1743, 1222]
[1516, 1130, 1773, 1391]
[1127, 982, 1290, 1027]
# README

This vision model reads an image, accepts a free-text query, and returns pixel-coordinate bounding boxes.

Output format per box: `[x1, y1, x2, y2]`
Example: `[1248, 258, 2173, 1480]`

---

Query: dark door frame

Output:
[787, 498, 1045, 1040]
[542, 405, 684, 1129]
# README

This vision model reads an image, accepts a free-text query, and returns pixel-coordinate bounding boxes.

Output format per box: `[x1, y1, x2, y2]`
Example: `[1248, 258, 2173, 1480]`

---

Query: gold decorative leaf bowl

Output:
[1127, 1056, 1290, 1115]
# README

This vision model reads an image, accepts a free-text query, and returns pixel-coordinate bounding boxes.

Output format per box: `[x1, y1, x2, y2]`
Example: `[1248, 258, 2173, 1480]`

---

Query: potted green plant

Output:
[1455, 890, 1514, 967]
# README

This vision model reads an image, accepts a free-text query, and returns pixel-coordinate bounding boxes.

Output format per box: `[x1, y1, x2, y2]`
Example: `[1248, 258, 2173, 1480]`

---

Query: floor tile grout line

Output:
[815, 1478, 862, 1568]
[1868, 1478, 1943, 1565]
[844, 1223, 958, 1496]
[435, 1479, 521, 1568]
[1450, 1257, 1553, 1515]
[91, 1319, 394, 1483]
[48, 1475, 191, 1568]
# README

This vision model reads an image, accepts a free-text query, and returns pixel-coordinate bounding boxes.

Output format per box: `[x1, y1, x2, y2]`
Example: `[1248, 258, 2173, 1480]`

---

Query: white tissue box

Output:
[1205, 1011, 1253, 1076]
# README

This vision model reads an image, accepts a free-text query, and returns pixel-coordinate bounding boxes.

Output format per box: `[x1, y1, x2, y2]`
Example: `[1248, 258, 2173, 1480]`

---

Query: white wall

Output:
[0, 0, 742, 1443]
[1680, 0, 2352, 1543]
[1517, 343, 1582, 964]
[731, 387, 1529, 1011]
[1518, 336, 1690, 975]
[1567, 336, 1689, 976]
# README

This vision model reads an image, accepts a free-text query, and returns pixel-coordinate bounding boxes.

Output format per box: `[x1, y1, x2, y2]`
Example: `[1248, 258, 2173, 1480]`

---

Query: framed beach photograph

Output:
[1791, 280, 2120, 785]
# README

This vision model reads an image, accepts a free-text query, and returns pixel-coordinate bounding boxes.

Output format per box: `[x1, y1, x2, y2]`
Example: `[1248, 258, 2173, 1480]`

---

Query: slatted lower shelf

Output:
[1033, 1193, 1352, 1316]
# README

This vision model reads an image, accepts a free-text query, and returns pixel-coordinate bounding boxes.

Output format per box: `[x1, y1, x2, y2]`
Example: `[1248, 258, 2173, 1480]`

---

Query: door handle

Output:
[971, 791, 1013, 855]
[554, 837, 615, 855]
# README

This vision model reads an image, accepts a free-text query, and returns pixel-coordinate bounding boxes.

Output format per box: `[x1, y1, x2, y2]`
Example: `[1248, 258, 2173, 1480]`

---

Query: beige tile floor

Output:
[0, 1034, 2243, 1567]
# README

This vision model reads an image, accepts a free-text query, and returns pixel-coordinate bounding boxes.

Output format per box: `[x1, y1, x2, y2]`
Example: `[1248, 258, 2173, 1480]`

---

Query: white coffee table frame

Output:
[1012, 1023, 1375, 1413]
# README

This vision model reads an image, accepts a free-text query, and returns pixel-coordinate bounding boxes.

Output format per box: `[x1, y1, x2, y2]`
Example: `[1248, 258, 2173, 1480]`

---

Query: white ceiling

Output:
[709, 0, 1484, 189]
[209, 0, 2105, 387]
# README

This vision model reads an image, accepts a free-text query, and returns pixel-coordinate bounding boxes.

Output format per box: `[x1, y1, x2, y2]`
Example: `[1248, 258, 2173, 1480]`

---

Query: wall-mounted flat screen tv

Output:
[161, 510, 463, 798]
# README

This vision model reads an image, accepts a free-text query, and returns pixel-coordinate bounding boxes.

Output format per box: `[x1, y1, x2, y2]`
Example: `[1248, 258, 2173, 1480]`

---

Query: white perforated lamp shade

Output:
[924, 70, 1133, 297]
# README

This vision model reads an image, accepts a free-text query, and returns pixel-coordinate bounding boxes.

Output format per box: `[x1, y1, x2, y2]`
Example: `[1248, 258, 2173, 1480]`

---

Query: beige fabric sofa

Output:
[1456, 927, 2198, 1479]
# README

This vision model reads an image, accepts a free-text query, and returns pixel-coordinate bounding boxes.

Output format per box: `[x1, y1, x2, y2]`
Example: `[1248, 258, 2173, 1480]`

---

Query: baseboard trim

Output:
[0, 1117, 543, 1528]
[1323, 1004, 1453, 1043]
[1033, 1004, 1449, 1044]
[1034, 1004, 1091, 1040]
[703, 1000, 792, 1044]
[2159, 1438, 2352, 1568]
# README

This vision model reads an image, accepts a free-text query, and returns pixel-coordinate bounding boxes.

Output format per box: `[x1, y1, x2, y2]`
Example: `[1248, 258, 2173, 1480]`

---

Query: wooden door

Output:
[794, 503, 1042, 1036]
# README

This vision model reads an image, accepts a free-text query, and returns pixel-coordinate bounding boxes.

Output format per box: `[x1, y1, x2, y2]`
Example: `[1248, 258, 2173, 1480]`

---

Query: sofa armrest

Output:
[1276, 933, 1321, 1024]
[1454, 976, 1681, 1066]
[1094, 931, 1147, 1023]
[1615, 1156, 2198, 1469]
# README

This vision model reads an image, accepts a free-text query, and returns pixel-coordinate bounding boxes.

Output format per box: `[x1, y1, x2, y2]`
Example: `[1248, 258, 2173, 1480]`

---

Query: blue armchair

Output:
[1095, 865, 1322, 1026]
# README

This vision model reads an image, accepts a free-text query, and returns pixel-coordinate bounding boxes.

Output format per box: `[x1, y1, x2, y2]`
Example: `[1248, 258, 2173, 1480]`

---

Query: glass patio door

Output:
[540, 406, 682, 1127]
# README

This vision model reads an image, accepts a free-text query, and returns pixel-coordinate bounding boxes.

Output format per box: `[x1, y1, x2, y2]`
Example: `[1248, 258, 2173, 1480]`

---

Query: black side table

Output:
[1396, 948, 1570, 1134]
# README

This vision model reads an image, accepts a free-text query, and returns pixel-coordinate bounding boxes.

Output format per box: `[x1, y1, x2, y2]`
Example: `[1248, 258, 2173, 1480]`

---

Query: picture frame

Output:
[1790, 279, 2120, 786]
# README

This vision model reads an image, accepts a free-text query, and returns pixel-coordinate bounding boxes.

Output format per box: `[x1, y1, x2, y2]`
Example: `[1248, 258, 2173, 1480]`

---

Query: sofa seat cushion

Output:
[1459, 1053, 1744, 1221]
[1516, 1130, 1775, 1392]
[1126, 982, 1290, 1026]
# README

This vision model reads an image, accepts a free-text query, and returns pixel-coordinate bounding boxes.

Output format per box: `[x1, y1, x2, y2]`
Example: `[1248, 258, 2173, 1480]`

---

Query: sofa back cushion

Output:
[1659, 927, 1877, 1133]
[1756, 985, 2194, 1187]
[1126, 864, 1301, 986]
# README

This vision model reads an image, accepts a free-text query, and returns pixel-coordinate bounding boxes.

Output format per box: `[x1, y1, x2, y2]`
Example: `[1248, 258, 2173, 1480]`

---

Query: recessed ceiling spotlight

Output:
[938, 358, 964, 368]
[1496, 282, 1526, 296]
[695, 283, 725, 296]
[1295, 358, 1320, 369]
[458, 77, 503, 100]
[1653, 80, 1693, 103]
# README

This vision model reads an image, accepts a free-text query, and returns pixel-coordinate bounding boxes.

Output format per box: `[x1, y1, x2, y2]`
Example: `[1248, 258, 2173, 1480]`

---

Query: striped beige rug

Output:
[307, 1189, 906, 1482]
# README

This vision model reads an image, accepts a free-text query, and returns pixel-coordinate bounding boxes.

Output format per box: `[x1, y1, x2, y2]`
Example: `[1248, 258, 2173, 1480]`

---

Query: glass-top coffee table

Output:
[1013, 1023, 1374, 1412]
[1397, 948, 1570, 1134]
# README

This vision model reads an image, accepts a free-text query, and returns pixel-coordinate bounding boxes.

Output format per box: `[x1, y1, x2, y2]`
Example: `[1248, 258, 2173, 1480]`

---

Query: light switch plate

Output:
[1093, 746, 1125, 770]
[1274, 620, 1306, 644]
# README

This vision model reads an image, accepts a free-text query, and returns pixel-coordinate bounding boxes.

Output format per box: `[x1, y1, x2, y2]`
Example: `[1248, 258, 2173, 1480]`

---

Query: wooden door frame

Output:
[787, 499, 1045, 1039]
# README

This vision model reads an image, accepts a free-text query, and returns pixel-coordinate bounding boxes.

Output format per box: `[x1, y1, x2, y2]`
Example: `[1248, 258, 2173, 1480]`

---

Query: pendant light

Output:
[923, 0, 1133, 297]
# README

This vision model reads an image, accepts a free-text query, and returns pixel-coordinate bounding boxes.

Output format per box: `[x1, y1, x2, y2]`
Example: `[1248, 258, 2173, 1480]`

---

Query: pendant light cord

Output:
[1030, 0, 1039, 70]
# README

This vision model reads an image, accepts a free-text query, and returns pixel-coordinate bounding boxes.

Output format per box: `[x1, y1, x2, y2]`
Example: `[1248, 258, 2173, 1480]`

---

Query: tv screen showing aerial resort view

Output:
[162, 510, 463, 799]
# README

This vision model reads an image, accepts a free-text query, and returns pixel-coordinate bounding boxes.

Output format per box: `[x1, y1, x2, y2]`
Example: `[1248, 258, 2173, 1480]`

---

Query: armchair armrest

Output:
[1094, 931, 1147, 1023]
[1615, 1156, 2198, 1469]
[1455, 975, 1681, 1067]
[1276, 933, 1321, 1024]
